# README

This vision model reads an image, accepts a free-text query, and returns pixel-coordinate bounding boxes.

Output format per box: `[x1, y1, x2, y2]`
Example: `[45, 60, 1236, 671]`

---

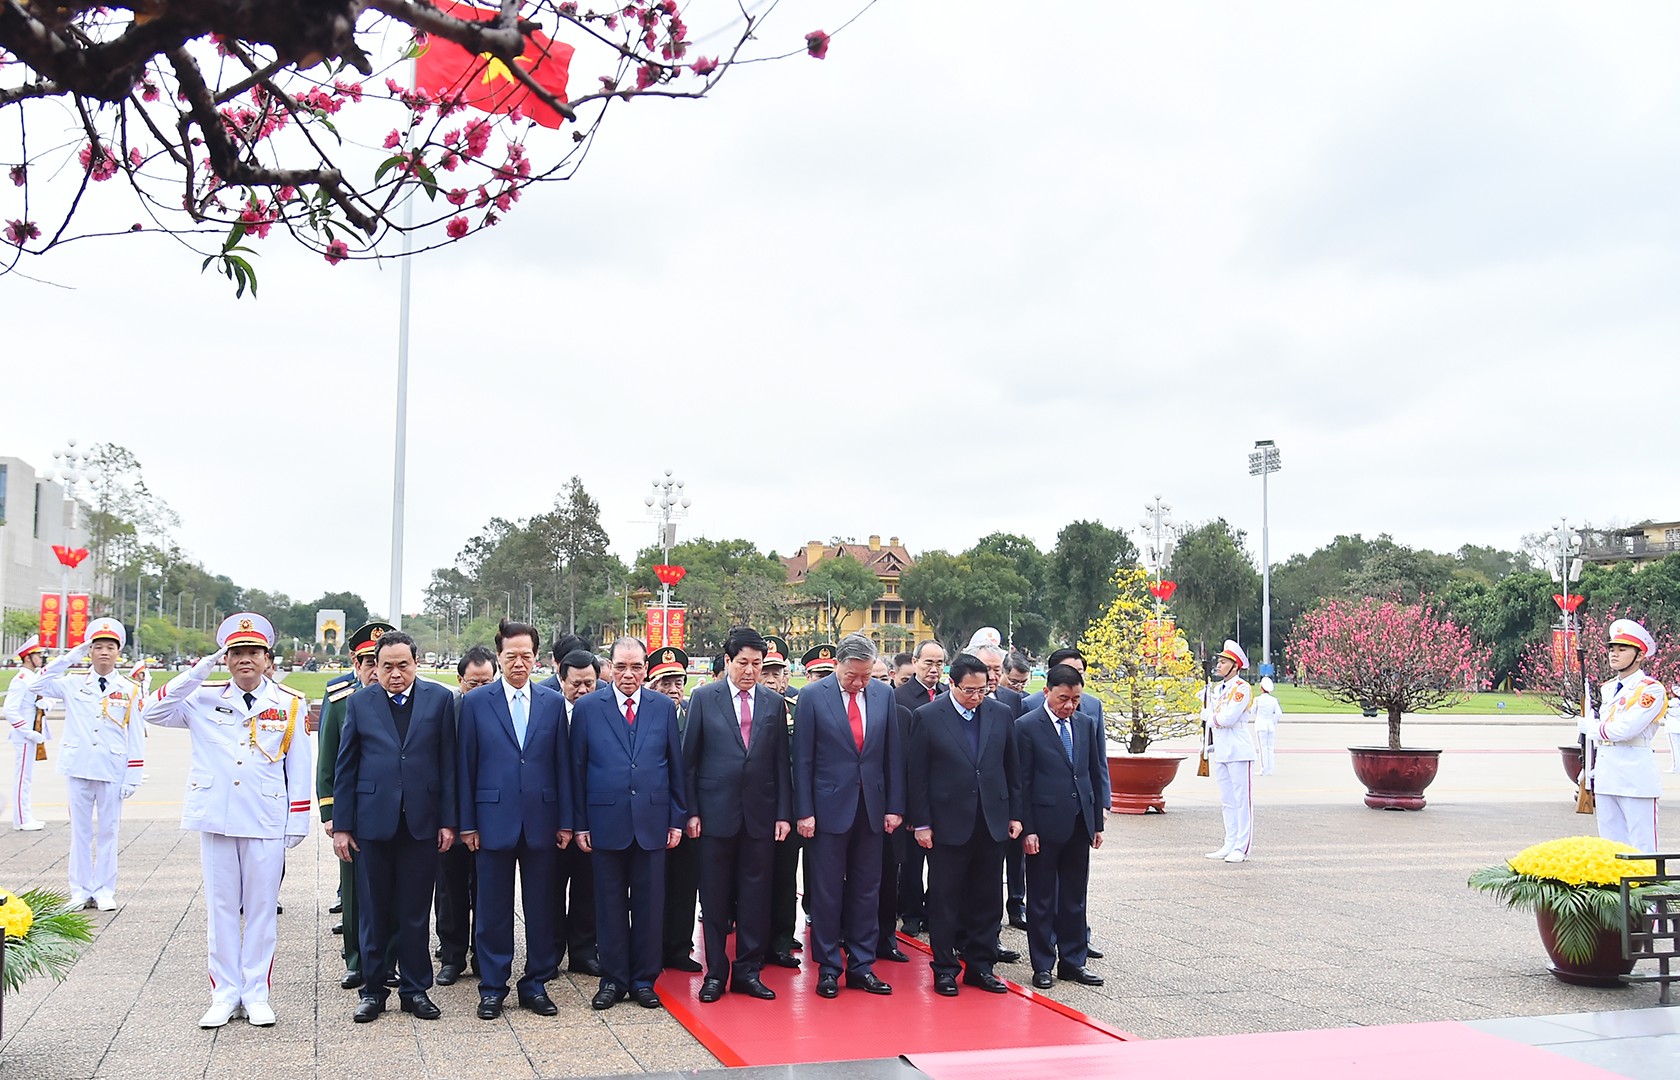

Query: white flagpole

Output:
[388, 53, 418, 631]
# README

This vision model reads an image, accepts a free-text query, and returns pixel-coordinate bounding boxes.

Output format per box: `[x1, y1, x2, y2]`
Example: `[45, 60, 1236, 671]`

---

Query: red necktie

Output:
[738, 689, 752, 749]
[927, 686, 936, 703]
[624, 697, 636, 726]
[848, 691, 864, 751]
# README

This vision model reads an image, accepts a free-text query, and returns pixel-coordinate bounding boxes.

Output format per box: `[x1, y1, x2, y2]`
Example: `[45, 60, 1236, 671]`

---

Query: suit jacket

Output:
[993, 686, 1027, 718]
[1014, 704, 1104, 846]
[570, 686, 687, 851]
[682, 678, 791, 839]
[1022, 687, 1110, 802]
[907, 695, 1021, 846]
[458, 678, 570, 850]
[333, 679, 458, 841]
[895, 677, 949, 720]
[793, 674, 904, 833]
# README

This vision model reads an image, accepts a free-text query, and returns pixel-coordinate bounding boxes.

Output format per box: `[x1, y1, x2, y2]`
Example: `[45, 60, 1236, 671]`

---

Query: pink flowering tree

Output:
[1515, 607, 1678, 717]
[0, 2, 856, 293]
[1285, 596, 1490, 750]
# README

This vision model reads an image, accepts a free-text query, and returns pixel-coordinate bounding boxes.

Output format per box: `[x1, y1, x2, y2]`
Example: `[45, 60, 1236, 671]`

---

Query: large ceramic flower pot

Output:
[1535, 906, 1634, 987]
[1559, 745, 1584, 786]
[1106, 753, 1187, 814]
[1347, 746, 1441, 810]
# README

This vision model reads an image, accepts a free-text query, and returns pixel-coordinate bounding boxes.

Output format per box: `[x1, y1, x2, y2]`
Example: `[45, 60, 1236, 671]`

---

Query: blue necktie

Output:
[1058, 717, 1074, 763]
[393, 693, 406, 707]
[512, 688, 528, 748]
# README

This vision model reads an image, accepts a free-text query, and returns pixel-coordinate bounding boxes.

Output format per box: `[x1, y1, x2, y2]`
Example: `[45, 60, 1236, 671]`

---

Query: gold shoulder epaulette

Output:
[204, 680, 230, 689]
[273, 681, 306, 698]
[328, 684, 355, 703]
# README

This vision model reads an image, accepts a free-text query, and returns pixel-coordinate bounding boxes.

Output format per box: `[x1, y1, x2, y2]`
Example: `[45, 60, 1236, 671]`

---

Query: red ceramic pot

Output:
[1559, 745, 1585, 786]
[1535, 906, 1634, 987]
[1347, 746, 1441, 810]
[1106, 753, 1188, 814]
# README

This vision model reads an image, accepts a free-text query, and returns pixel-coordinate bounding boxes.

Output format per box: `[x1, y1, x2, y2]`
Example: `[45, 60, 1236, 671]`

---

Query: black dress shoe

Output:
[900, 918, 923, 936]
[477, 994, 503, 1020]
[880, 946, 909, 962]
[767, 951, 801, 969]
[697, 977, 726, 1003]
[436, 964, 464, 986]
[730, 976, 775, 1000]
[1085, 945, 1105, 960]
[591, 982, 626, 1010]
[996, 948, 1021, 964]
[384, 974, 400, 988]
[815, 973, 839, 998]
[632, 986, 662, 1009]
[1031, 970, 1054, 989]
[341, 971, 364, 990]
[1007, 909, 1028, 930]
[352, 997, 385, 1023]
[329, 901, 343, 914]
[933, 973, 959, 997]
[276, 903, 284, 915]
[665, 956, 703, 973]
[846, 972, 892, 995]
[331, 923, 344, 935]
[1056, 964, 1104, 986]
[400, 993, 441, 1019]
[964, 971, 1008, 994]
[567, 957, 603, 977]
[519, 993, 559, 1016]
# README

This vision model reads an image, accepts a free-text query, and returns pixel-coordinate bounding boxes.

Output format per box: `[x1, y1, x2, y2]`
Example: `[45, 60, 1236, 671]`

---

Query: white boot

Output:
[244, 1001, 276, 1027]
[1204, 845, 1234, 860]
[199, 1001, 244, 1028]
[1224, 851, 1247, 864]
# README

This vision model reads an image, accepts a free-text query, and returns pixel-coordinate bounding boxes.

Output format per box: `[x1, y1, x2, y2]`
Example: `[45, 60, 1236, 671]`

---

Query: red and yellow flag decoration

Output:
[416, 0, 574, 129]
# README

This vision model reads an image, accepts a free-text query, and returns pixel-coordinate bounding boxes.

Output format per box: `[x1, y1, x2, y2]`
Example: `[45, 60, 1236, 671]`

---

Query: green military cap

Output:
[802, 643, 838, 676]
[648, 646, 688, 681]
[762, 635, 791, 669]
[350, 621, 397, 658]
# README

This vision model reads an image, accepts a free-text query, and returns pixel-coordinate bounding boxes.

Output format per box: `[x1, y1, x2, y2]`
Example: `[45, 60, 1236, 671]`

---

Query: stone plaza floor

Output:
[1, 716, 1675, 1078]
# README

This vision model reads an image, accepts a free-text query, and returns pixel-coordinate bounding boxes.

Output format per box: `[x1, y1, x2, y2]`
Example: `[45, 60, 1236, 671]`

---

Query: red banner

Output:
[667, 608, 686, 649]
[646, 607, 667, 651]
[1142, 618, 1179, 664]
[39, 594, 61, 650]
[644, 606, 687, 651]
[65, 594, 91, 648]
[1551, 629, 1579, 670]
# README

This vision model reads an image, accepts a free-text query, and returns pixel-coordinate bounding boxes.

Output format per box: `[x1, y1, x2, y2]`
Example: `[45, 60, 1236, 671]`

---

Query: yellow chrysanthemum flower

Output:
[0, 888, 35, 939]
[1508, 836, 1655, 886]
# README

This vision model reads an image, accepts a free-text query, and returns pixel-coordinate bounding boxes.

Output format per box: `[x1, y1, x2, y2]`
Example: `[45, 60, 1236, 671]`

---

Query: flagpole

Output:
[388, 53, 418, 631]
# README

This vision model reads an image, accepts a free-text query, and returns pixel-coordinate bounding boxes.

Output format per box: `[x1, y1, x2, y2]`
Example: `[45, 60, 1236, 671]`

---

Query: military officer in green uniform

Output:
[317, 622, 392, 990]
[649, 646, 705, 972]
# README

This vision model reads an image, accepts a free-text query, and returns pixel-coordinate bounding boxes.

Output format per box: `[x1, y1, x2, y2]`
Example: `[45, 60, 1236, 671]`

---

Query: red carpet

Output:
[906, 1022, 1628, 1080]
[657, 930, 1129, 1067]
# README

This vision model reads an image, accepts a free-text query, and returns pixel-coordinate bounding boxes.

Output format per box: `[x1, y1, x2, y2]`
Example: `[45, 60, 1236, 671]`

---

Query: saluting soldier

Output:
[142, 614, 313, 1028]
[1201, 640, 1256, 864]
[1585, 619, 1667, 852]
[651, 647, 704, 973]
[26, 617, 147, 910]
[4, 636, 52, 830]
[317, 621, 393, 989]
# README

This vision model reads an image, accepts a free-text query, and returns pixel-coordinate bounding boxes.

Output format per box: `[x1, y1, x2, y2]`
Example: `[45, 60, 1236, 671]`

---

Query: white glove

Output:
[283, 834, 305, 850]
[19, 729, 46, 746]
[1202, 746, 1214, 759]
[197, 646, 228, 673]
[120, 783, 138, 800]
[1577, 716, 1595, 737]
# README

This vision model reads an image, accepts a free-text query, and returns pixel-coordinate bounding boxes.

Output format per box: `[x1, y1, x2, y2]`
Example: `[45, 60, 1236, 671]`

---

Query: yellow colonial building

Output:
[1581, 519, 1680, 570]
[781, 535, 936, 658]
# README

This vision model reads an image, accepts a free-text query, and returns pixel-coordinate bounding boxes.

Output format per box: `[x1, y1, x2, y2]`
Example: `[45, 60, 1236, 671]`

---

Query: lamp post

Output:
[643, 470, 692, 615]
[1545, 518, 1584, 704]
[1247, 440, 1282, 676]
[1140, 496, 1175, 586]
[42, 440, 97, 652]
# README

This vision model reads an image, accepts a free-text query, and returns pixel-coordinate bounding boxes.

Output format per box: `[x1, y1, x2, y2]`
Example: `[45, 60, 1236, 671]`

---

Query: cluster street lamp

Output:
[1248, 440, 1282, 676]
[1545, 518, 1585, 706]
[1140, 496, 1175, 583]
[644, 470, 692, 615]
[42, 440, 97, 653]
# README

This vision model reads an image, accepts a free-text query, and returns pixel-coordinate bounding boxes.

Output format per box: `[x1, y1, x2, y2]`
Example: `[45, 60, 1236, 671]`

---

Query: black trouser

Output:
[698, 831, 774, 981]
[356, 822, 437, 1000]
[808, 801, 884, 979]
[434, 843, 475, 968]
[879, 827, 904, 950]
[1025, 818, 1091, 974]
[899, 842, 928, 927]
[593, 843, 666, 991]
[1005, 834, 1026, 920]
[662, 830, 701, 965]
[554, 844, 597, 968]
[928, 830, 1004, 978]
[769, 832, 803, 953]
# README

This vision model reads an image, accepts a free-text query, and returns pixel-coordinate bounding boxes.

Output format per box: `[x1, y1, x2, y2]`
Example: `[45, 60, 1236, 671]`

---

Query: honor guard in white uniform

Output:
[27, 617, 147, 909]
[142, 613, 313, 1028]
[1582, 619, 1666, 853]
[1665, 683, 1680, 774]
[1253, 676, 1283, 776]
[1201, 640, 1256, 864]
[4, 636, 52, 829]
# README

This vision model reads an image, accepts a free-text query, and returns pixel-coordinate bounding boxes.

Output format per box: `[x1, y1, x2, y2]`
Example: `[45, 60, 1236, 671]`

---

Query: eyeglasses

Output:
[952, 683, 988, 697]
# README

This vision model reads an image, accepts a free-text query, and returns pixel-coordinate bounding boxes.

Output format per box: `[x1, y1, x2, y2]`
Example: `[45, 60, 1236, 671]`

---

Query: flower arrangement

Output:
[1468, 836, 1656, 964]
[1, 887, 95, 994]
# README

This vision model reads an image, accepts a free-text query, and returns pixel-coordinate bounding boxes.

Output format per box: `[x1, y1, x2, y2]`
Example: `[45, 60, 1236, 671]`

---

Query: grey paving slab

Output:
[1531, 1036, 1680, 1080]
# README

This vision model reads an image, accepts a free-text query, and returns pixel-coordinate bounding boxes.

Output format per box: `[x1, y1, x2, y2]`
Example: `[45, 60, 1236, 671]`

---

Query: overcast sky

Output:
[6, 1, 1678, 618]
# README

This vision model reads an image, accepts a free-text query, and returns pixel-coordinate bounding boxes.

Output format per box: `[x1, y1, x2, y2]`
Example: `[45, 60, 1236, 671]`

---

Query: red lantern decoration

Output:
[1552, 594, 1585, 614]
[654, 564, 686, 587]
[1149, 579, 1177, 602]
[52, 545, 90, 569]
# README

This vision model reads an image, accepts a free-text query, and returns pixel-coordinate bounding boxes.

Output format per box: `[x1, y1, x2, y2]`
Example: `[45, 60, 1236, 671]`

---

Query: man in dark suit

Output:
[649, 646, 703, 974]
[1015, 664, 1105, 990]
[540, 636, 601, 978]
[762, 636, 805, 969]
[909, 654, 1022, 996]
[571, 636, 686, 1011]
[458, 621, 570, 1020]
[794, 633, 903, 999]
[682, 627, 790, 1003]
[332, 630, 459, 1023]
[893, 639, 947, 936]
[435, 645, 498, 986]
[975, 645, 1028, 931]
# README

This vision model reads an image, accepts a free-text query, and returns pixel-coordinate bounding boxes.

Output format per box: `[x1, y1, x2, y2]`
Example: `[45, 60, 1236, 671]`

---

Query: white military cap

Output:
[966, 627, 1002, 651]
[1259, 676, 1275, 693]
[217, 612, 275, 650]
[1607, 618, 1655, 656]
[87, 617, 126, 648]
[1219, 639, 1248, 669]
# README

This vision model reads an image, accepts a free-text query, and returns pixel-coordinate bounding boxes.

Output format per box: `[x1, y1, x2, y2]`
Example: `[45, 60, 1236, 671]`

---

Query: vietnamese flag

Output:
[416, 0, 574, 129]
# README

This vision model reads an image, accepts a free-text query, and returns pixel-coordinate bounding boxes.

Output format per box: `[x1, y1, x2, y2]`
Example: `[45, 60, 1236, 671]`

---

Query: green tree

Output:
[972, 532, 1052, 653]
[4, 609, 40, 639]
[535, 477, 614, 636]
[633, 538, 790, 654]
[1044, 520, 1138, 644]
[899, 550, 1030, 652]
[1168, 519, 1260, 655]
[1079, 567, 1202, 753]
[796, 554, 883, 637]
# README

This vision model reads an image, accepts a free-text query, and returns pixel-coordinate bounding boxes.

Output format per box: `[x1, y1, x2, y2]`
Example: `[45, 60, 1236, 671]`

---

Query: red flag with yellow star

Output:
[416, 0, 574, 128]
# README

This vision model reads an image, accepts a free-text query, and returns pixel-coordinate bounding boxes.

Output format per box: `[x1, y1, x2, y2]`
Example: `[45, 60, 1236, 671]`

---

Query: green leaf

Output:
[227, 255, 258, 299]
[223, 222, 247, 252]
[412, 159, 439, 201]
[373, 154, 408, 185]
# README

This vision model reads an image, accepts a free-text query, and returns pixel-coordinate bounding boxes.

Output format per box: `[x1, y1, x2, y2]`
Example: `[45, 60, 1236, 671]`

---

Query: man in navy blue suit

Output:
[682, 627, 791, 1003]
[458, 620, 571, 1020]
[794, 633, 904, 999]
[332, 630, 458, 1023]
[571, 636, 686, 1011]
[1015, 664, 1105, 990]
